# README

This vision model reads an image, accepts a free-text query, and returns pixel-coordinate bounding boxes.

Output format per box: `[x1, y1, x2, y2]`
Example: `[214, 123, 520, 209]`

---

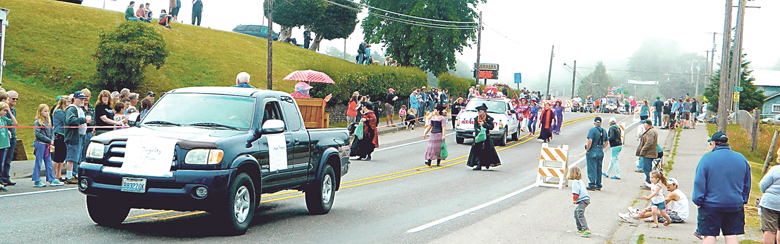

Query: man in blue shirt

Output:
[653, 96, 663, 127]
[693, 131, 751, 243]
[585, 117, 608, 190]
[233, 72, 254, 88]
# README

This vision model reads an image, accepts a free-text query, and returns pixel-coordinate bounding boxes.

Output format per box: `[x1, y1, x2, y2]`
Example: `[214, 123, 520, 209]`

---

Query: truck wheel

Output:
[86, 196, 130, 227]
[217, 173, 256, 235]
[456, 137, 464, 144]
[306, 164, 335, 215]
[497, 130, 507, 146]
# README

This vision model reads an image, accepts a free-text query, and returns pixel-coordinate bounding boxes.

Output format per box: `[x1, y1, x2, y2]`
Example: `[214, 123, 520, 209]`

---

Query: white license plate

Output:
[121, 177, 147, 193]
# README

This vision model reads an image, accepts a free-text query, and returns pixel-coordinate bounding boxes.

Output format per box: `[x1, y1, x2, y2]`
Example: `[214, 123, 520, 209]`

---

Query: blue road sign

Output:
[514, 73, 522, 84]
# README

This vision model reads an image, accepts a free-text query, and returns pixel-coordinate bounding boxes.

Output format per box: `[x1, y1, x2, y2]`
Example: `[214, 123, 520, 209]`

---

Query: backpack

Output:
[609, 125, 622, 146]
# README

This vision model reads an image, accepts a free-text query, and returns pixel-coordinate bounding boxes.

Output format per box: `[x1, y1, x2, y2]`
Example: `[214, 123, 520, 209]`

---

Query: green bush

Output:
[94, 21, 168, 91]
[438, 73, 475, 99]
[307, 65, 427, 106]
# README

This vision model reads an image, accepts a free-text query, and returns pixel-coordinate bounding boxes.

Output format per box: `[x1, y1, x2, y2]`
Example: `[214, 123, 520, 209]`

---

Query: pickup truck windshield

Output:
[465, 100, 507, 114]
[142, 94, 255, 130]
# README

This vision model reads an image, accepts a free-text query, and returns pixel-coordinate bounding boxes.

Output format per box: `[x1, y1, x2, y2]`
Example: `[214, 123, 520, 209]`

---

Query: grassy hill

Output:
[0, 0, 426, 159]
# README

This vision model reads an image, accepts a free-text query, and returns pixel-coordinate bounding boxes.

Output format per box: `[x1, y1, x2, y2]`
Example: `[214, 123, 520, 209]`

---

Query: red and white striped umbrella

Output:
[283, 70, 335, 84]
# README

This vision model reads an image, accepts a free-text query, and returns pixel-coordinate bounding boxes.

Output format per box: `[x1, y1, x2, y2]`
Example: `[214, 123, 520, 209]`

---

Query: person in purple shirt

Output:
[551, 100, 564, 134]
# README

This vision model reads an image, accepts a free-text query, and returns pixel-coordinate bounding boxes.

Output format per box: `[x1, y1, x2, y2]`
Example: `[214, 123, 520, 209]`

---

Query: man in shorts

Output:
[63, 92, 91, 184]
[693, 131, 751, 244]
[385, 88, 398, 127]
[619, 177, 689, 223]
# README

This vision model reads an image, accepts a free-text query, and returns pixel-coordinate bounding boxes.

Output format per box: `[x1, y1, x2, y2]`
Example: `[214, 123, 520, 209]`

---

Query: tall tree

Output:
[361, 0, 483, 76]
[308, 0, 360, 51]
[264, 0, 325, 42]
[704, 53, 765, 112]
[576, 62, 614, 98]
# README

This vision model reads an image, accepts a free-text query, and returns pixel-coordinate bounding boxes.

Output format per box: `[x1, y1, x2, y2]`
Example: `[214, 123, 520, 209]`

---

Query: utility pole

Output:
[266, 0, 274, 90]
[730, 0, 746, 117]
[716, 0, 733, 133]
[545, 45, 554, 99]
[0, 8, 8, 87]
[705, 50, 710, 76]
[474, 11, 482, 86]
[708, 32, 720, 77]
[571, 60, 577, 99]
[343, 38, 347, 60]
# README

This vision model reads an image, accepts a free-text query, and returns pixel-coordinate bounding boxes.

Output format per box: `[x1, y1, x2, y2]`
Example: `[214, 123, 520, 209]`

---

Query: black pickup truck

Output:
[78, 87, 351, 235]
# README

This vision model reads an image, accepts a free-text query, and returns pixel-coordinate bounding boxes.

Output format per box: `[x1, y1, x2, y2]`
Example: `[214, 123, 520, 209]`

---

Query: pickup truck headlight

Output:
[86, 142, 105, 159]
[184, 149, 224, 165]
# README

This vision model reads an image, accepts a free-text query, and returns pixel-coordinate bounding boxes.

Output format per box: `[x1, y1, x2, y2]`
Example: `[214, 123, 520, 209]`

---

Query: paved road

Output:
[1, 112, 626, 243]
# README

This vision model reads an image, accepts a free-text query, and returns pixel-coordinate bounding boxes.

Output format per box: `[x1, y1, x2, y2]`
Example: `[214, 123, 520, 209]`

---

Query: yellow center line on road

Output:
[132, 115, 597, 222]
[126, 210, 177, 219]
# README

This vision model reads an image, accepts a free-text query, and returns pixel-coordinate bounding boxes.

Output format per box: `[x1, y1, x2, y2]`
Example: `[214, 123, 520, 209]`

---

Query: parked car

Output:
[78, 87, 350, 235]
[233, 25, 279, 40]
[454, 97, 520, 146]
[761, 114, 780, 125]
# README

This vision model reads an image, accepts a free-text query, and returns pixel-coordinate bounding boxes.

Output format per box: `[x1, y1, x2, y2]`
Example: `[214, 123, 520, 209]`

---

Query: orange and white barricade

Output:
[618, 122, 626, 142]
[536, 143, 569, 189]
[564, 100, 573, 112]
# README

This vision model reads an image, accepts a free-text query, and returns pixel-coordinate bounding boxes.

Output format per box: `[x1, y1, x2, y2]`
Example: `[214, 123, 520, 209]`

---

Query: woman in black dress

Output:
[466, 103, 501, 170]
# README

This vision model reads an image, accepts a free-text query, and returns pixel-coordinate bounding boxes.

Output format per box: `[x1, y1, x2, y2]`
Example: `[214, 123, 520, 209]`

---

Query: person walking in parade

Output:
[585, 117, 608, 190]
[423, 105, 447, 167]
[466, 103, 501, 171]
[603, 117, 622, 180]
[537, 102, 555, 143]
[552, 99, 564, 135]
[450, 97, 465, 129]
[528, 99, 539, 135]
[636, 120, 658, 190]
[516, 97, 530, 132]
[568, 167, 591, 237]
[355, 102, 378, 161]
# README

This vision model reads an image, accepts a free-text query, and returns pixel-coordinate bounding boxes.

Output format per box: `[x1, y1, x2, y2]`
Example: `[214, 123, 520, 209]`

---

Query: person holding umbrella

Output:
[466, 103, 501, 171]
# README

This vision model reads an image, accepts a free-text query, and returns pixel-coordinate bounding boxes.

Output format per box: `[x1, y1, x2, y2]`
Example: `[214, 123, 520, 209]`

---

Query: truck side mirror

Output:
[246, 119, 285, 148]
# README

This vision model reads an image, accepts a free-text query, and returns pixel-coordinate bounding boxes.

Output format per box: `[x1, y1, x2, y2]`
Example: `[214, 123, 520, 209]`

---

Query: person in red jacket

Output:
[355, 102, 378, 161]
[346, 92, 359, 123]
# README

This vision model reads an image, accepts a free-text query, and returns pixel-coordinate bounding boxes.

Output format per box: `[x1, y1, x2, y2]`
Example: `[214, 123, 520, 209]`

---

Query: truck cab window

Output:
[280, 96, 303, 131]
[263, 101, 285, 129]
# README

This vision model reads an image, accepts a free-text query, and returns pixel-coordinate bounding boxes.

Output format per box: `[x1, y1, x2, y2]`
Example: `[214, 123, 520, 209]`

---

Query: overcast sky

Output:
[83, 0, 779, 89]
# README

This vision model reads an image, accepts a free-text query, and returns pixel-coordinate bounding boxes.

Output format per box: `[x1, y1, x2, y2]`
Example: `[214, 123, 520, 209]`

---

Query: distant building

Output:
[752, 69, 780, 117]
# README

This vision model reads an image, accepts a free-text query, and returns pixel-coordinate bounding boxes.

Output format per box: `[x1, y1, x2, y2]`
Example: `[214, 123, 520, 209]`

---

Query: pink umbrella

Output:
[283, 70, 335, 84]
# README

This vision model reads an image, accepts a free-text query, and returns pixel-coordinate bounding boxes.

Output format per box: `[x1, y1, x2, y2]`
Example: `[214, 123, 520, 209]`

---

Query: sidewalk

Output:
[428, 123, 719, 243]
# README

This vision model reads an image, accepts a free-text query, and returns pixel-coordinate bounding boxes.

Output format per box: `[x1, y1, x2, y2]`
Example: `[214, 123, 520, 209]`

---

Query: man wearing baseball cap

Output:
[636, 119, 657, 189]
[585, 116, 608, 190]
[63, 92, 92, 184]
[692, 131, 751, 243]
[385, 88, 398, 127]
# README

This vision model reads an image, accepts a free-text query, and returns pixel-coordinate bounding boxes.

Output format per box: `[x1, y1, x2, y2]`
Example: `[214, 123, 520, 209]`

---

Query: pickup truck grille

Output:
[104, 141, 127, 167]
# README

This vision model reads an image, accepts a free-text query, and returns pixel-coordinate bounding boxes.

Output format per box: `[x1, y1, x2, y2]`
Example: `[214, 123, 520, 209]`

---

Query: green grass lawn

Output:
[0, 0, 428, 158]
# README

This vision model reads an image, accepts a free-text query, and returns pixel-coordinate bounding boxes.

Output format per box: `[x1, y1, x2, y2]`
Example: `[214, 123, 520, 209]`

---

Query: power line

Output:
[345, 0, 479, 25]
[481, 22, 530, 48]
[320, 0, 478, 30]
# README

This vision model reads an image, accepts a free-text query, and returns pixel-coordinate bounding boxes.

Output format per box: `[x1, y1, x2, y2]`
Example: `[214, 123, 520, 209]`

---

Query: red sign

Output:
[477, 70, 498, 79]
